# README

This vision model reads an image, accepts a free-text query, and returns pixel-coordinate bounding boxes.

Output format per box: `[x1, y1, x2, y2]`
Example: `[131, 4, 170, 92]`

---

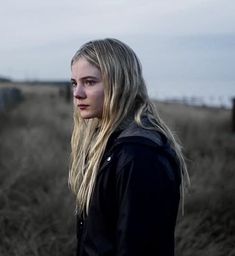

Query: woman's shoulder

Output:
[113, 121, 171, 160]
[111, 139, 181, 191]
[108, 123, 181, 183]
[114, 137, 172, 168]
[116, 120, 166, 147]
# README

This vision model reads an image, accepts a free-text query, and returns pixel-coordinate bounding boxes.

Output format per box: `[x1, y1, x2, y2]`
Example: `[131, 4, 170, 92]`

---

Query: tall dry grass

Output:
[0, 88, 75, 255]
[0, 87, 234, 255]
[156, 102, 235, 256]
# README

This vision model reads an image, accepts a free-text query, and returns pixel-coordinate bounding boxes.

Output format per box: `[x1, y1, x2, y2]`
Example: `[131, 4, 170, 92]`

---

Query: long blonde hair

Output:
[69, 38, 190, 216]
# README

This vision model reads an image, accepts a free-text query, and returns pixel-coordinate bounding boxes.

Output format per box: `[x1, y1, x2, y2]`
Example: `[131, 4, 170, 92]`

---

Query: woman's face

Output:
[71, 57, 104, 119]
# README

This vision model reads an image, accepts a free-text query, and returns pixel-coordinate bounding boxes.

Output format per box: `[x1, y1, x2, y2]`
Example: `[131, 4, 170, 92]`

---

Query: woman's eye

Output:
[71, 81, 77, 88]
[84, 80, 95, 86]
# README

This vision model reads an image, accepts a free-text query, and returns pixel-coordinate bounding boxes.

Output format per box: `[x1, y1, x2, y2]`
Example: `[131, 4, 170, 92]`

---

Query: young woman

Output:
[69, 38, 189, 256]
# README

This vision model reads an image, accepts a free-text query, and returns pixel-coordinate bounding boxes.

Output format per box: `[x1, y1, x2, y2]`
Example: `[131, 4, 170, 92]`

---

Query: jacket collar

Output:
[116, 120, 165, 147]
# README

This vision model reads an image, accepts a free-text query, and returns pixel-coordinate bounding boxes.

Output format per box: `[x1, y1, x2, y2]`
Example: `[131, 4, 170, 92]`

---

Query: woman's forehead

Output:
[71, 58, 101, 80]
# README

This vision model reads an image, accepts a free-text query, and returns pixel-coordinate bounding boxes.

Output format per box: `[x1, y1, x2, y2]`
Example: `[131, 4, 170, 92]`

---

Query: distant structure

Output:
[232, 98, 235, 132]
[0, 76, 11, 83]
[0, 87, 23, 113]
[58, 82, 71, 102]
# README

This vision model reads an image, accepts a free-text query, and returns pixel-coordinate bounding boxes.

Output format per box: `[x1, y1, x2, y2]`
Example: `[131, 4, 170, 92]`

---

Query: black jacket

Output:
[76, 121, 181, 256]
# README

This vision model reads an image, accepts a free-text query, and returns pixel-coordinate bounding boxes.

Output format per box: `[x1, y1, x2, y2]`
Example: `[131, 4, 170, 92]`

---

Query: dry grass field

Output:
[156, 102, 235, 256]
[0, 84, 234, 256]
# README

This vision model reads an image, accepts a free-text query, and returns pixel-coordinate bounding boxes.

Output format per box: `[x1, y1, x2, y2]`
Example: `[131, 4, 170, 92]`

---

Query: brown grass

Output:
[156, 102, 235, 256]
[0, 87, 75, 255]
[0, 85, 234, 255]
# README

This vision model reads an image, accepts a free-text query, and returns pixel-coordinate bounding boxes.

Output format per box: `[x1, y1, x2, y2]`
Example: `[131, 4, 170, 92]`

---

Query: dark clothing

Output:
[77, 121, 181, 256]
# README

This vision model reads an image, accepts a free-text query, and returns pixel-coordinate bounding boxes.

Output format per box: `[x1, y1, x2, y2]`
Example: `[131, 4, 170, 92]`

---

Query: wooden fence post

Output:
[232, 98, 235, 132]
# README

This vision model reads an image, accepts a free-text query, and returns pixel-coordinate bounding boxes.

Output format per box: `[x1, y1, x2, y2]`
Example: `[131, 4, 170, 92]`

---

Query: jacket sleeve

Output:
[115, 143, 180, 256]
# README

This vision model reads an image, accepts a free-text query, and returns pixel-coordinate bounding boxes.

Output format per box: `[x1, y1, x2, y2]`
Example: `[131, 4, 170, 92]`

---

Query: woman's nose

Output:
[73, 84, 86, 99]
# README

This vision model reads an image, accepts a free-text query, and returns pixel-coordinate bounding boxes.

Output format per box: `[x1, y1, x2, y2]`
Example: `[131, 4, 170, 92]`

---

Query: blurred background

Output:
[0, 0, 235, 255]
[1, 0, 235, 107]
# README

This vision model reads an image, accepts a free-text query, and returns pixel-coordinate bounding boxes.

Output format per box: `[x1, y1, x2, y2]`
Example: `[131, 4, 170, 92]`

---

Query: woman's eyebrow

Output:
[81, 76, 99, 80]
[71, 76, 99, 81]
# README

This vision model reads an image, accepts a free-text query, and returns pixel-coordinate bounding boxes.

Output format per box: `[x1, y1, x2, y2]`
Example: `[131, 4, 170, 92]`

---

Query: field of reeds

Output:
[0, 84, 234, 256]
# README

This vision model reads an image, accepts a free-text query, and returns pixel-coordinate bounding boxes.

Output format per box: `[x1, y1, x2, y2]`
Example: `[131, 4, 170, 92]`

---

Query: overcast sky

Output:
[0, 0, 234, 103]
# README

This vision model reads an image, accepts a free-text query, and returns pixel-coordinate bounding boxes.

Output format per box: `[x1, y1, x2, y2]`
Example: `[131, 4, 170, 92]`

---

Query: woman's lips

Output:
[78, 104, 89, 110]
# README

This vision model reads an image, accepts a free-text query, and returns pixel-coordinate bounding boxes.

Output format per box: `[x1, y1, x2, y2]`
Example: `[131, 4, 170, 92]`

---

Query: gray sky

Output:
[0, 0, 234, 103]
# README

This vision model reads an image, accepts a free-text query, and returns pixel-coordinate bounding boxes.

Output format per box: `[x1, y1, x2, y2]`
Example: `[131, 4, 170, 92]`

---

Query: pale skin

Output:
[71, 57, 104, 119]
